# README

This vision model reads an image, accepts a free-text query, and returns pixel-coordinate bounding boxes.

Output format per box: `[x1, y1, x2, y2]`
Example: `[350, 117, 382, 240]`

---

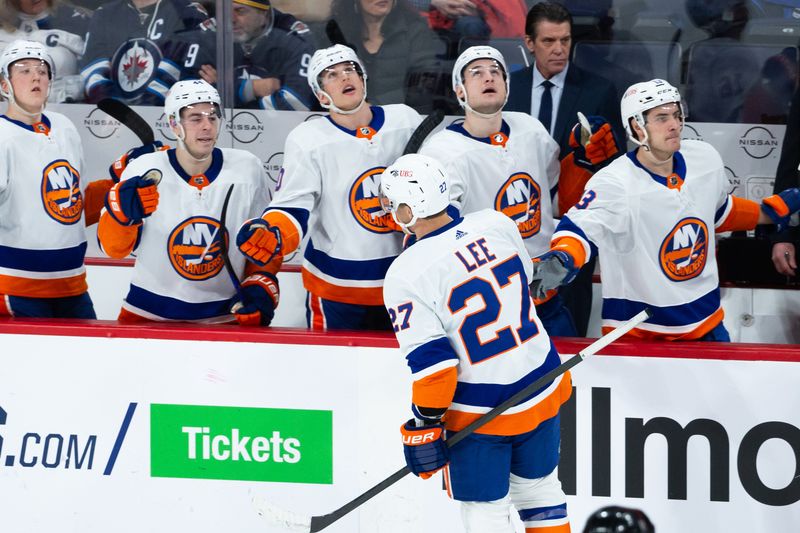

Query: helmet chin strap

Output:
[391, 210, 417, 235]
[319, 88, 366, 116]
[459, 84, 507, 120]
[630, 120, 674, 165]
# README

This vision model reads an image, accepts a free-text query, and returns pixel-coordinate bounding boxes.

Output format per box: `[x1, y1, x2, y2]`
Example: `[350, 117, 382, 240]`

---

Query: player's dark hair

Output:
[525, 2, 573, 38]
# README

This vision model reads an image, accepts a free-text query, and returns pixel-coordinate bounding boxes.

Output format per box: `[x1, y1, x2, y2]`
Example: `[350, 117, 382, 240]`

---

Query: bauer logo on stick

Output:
[41, 159, 82, 225]
[168, 216, 225, 281]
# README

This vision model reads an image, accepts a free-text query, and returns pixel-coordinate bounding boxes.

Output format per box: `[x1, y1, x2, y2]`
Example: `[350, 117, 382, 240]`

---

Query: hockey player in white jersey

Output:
[0, 40, 116, 318]
[382, 154, 571, 533]
[98, 79, 276, 325]
[531, 78, 800, 341]
[236, 44, 423, 331]
[420, 45, 592, 337]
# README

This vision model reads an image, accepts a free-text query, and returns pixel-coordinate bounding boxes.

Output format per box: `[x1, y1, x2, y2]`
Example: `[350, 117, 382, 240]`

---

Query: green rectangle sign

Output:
[151, 404, 332, 484]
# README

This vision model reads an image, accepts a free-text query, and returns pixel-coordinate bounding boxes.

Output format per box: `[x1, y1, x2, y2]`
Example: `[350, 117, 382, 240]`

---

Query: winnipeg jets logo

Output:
[111, 38, 161, 97]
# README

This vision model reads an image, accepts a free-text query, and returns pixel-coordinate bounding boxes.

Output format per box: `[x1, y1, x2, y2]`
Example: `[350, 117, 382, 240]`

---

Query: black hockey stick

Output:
[219, 184, 244, 302]
[253, 309, 651, 532]
[97, 98, 156, 145]
[325, 19, 356, 52]
[403, 109, 445, 155]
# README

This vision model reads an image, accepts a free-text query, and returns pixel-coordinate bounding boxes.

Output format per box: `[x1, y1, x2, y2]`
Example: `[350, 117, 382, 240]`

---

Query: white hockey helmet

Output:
[165, 79, 222, 125]
[452, 45, 509, 116]
[307, 44, 367, 114]
[620, 78, 685, 145]
[380, 154, 450, 232]
[0, 39, 54, 81]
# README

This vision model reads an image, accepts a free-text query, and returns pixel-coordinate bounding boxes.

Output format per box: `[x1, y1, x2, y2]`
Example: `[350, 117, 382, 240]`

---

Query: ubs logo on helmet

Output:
[349, 166, 393, 233]
[494, 173, 541, 238]
[41, 160, 82, 225]
[168, 216, 225, 281]
[659, 217, 708, 282]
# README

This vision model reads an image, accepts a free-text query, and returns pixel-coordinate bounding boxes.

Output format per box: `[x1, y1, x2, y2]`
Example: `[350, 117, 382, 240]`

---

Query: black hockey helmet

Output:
[583, 506, 655, 533]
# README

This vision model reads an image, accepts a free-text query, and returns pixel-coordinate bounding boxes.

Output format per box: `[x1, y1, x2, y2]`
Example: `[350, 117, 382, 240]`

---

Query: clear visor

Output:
[9, 59, 49, 79]
[644, 103, 685, 126]
[180, 103, 222, 125]
[318, 62, 361, 86]
[465, 61, 505, 80]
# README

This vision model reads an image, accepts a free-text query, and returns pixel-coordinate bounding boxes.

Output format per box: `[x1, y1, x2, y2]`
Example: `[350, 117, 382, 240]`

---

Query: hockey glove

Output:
[568, 114, 622, 172]
[400, 419, 449, 479]
[529, 250, 579, 300]
[236, 218, 283, 267]
[104, 175, 160, 226]
[109, 141, 169, 182]
[761, 188, 800, 232]
[231, 273, 280, 327]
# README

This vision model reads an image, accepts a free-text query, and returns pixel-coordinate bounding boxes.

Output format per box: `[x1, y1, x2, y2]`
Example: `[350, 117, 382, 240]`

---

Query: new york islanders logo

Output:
[41, 160, 82, 225]
[168, 216, 225, 281]
[494, 173, 541, 238]
[659, 217, 709, 282]
[349, 166, 394, 233]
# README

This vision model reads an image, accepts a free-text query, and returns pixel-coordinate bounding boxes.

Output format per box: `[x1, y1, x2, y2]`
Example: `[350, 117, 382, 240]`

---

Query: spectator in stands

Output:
[771, 84, 800, 277]
[271, 0, 333, 22]
[506, 0, 623, 337]
[412, 0, 528, 46]
[327, 0, 447, 111]
[79, 0, 212, 105]
[3, 0, 90, 102]
[154, 0, 317, 111]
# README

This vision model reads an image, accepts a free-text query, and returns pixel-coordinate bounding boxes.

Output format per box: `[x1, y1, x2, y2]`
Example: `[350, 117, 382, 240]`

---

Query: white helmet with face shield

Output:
[307, 44, 367, 115]
[165, 79, 222, 160]
[380, 154, 450, 234]
[452, 45, 509, 119]
[620, 78, 685, 149]
[0, 40, 54, 116]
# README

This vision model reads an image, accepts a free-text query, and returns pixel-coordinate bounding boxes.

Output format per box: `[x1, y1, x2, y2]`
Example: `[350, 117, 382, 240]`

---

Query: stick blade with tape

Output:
[97, 98, 155, 145]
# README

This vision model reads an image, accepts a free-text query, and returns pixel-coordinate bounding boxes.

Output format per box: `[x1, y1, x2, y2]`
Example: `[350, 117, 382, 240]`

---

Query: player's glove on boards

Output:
[530, 250, 578, 300]
[109, 141, 169, 182]
[105, 175, 159, 225]
[569, 115, 621, 172]
[231, 273, 280, 327]
[762, 188, 800, 232]
[400, 419, 449, 479]
[237, 218, 283, 267]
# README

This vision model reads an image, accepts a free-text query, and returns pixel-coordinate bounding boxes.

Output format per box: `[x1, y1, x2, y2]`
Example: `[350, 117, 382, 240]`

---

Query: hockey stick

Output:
[403, 109, 445, 155]
[219, 184, 244, 301]
[253, 308, 651, 532]
[97, 98, 156, 145]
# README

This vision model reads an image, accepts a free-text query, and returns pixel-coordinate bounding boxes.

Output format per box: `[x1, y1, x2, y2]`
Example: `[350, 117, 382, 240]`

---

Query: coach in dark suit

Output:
[506, 1, 624, 337]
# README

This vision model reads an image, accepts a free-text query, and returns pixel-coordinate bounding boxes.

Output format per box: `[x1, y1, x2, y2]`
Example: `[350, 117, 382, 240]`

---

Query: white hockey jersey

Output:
[419, 112, 560, 259]
[0, 112, 88, 298]
[384, 210, 572, 436]
[100, 148, 269, 322]
[267, 104, 422, 306]
[554, 140, 735, 339]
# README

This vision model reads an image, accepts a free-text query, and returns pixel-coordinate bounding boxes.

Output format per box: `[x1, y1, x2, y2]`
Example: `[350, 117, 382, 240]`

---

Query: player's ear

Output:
[316, 90, 331, 106]
[455, 85, 465, 101]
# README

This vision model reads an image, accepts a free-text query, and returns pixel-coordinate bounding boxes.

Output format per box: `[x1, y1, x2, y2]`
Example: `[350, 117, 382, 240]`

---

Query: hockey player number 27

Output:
[448, 254, 539, 364]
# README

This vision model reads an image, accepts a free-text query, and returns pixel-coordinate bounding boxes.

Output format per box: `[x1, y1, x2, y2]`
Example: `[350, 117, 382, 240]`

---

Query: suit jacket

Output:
[506, 62, 624, 158]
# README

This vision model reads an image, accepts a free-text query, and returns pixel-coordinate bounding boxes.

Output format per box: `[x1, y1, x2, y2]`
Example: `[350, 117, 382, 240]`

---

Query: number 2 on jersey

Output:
[448, 254, 539, 364]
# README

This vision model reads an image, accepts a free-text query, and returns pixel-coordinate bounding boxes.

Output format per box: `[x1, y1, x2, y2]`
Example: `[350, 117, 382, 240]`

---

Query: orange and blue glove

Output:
[236, 218, 283, 267]
[109, 141, 169, 182]
[762, 188, 800, 232]
[104, 173, 160, 225]
[400, 419, 449, 479]
[231, 273, 280, 327]
[568, 114, 622, 172]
